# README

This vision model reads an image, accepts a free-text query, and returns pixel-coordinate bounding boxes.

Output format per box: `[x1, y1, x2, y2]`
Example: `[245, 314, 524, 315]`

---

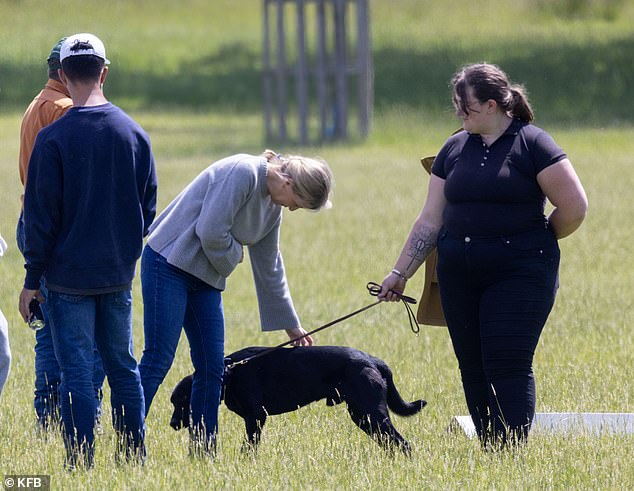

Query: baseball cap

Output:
[60, 33, 110, 64]
[47, 37, 67, 64]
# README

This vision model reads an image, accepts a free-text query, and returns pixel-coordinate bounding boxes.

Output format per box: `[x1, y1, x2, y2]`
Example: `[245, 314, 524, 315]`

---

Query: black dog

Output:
[170, 346, 426, 454]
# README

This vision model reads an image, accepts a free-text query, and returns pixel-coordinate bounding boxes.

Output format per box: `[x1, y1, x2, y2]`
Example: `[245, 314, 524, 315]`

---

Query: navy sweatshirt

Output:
[23, 103, 158, 293]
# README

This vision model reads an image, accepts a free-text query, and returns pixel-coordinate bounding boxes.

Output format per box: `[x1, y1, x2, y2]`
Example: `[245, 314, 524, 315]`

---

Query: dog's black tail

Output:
[377, 361, 427, 416]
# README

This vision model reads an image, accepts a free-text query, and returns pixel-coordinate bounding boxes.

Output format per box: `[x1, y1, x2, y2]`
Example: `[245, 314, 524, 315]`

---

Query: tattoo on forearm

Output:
[406, 226, 438, 270]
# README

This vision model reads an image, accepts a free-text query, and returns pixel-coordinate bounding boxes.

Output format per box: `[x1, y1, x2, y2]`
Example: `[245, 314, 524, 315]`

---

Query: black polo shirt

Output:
[432, 119, 566, 236]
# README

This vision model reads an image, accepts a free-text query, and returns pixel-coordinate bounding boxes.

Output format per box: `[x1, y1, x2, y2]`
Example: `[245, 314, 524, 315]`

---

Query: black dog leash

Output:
[366, 282, 420, 335]
[226, 282, 420, 370]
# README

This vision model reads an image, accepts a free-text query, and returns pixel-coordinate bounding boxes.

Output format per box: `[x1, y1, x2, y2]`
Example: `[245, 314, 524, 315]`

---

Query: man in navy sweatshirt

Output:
[18, 33, 157, 470]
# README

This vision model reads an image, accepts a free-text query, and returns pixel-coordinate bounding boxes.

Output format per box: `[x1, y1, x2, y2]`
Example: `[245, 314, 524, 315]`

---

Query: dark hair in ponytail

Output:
[452, 63, 534, 122]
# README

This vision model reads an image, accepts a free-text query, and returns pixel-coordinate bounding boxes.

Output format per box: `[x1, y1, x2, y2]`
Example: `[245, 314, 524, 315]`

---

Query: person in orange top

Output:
[17, 37, 104, 430]
[18, 39, 73, 208]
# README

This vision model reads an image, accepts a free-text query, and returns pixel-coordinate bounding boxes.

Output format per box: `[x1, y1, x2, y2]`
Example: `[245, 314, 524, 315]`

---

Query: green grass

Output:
[1, 1, 633, 489]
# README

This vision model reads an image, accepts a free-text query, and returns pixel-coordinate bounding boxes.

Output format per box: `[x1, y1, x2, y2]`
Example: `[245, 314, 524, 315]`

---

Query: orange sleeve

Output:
[19, 97, 72, 205]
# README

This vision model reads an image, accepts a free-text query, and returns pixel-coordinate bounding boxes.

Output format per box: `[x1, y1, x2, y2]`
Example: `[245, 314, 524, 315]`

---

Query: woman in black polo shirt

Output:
[379, 63, 587, 448]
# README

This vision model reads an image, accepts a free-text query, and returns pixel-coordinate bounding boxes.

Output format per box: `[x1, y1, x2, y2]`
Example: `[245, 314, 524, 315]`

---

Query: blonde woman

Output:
[139, 150, 333, 455]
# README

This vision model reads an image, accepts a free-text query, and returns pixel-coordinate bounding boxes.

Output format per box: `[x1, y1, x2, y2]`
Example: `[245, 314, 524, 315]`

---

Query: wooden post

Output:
[315, 0, 328, 141]
[356, 0, 372, 138]
[263, 0, 273, 141]
[295, 0, 309, 144]
[333, 0, 348, 140]
[275, 0, 288, 142]
[262, 0, 371, 143]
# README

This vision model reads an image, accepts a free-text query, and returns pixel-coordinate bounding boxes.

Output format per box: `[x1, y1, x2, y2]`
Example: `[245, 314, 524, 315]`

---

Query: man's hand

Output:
[18, 288, 42, 323]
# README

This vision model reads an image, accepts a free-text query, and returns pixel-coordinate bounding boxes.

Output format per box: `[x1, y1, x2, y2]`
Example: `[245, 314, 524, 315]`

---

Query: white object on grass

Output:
[0, 234, 7, 257]
[450, 413, 634, 439]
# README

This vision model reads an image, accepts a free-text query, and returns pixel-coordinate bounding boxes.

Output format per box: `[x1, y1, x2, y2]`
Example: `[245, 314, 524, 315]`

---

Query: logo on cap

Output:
[60, 33, 110, 64]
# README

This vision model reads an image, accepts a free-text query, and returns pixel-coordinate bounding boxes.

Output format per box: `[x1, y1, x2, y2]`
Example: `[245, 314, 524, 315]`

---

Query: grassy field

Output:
[1, 1, 633, 490]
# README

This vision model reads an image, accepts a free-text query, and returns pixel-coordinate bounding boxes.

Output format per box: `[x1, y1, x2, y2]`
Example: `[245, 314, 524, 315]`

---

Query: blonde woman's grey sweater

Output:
[147, 154, 299, 331]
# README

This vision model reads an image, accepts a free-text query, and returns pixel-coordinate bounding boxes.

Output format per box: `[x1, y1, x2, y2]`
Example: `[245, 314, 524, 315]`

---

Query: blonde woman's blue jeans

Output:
[139, 246, 225, 451]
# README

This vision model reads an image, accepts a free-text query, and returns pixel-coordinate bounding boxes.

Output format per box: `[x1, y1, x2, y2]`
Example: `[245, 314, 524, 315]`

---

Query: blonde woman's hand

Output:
[285, 327, 313, 346]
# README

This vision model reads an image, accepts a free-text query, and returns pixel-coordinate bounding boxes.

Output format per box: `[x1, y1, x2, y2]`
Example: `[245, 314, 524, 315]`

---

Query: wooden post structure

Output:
[262, 0, 373, 144]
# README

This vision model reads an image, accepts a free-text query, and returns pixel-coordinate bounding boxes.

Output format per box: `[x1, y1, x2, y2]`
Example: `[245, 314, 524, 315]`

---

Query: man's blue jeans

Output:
[17, 212, 105, 426]
[46, 289, 145, 461]
[139, 246, 225, 451]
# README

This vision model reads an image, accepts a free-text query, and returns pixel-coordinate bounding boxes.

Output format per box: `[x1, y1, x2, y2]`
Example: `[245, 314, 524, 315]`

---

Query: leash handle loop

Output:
[366, 281, 416, 304]
[366, 282, 420, 334]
